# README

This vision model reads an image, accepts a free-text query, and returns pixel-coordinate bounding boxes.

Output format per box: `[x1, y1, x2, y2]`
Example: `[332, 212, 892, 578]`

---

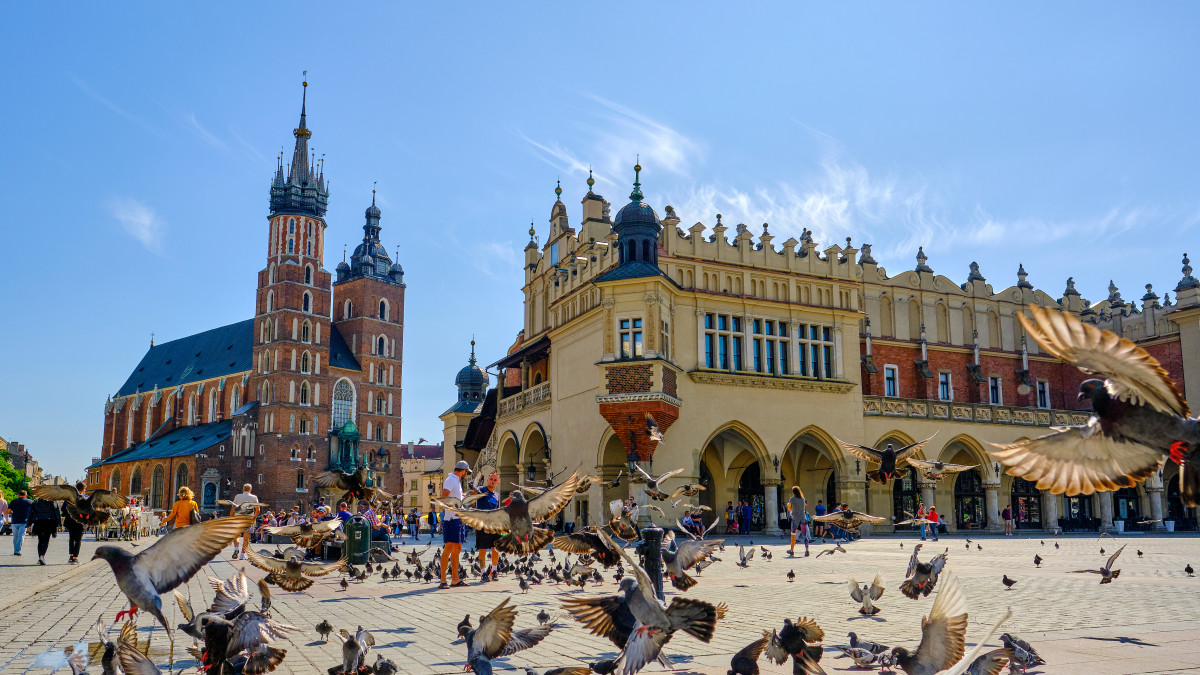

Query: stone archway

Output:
[497, 432, 520, 498]
[700, 424, 771, 533]
[781, 426, 843, 519]
[520, 425, 548, 485]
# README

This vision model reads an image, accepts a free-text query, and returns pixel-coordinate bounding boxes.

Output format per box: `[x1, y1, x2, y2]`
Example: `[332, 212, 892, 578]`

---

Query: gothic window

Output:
[150, 465, 165, 509]
[289, 413, 296, 433]
[231, 385, 241, 411]
[379, 300, 387, 321]
[332, 379, 354, 428]
[267, 291, 274, 312]
[174, 464, 188, 495]
[297, 471, 305, 490]
[208, 389, 218, 422]
[377, 336, 387, 356]
[130, 466, 143, 496]
[300, 381, 310, 405]
[375, 396, 385, 414]
[187, 396, 196, 426]
[306, 240, 312, 256]
[110, 467, 122, 492]
[299, 416, 309, 434]
[288, 239, 294, 254]
[269, 263, 276, 284]
[301, 352, 311, 374]
[642, 240, 651, 262]
[307, 446, 315, 460]
[144, 404, 154, 439]
[289, 219, 295, 234]
[343, 300, 353, 320]
[291, 447, 299, 459]
[303, 292, 311, 313]
[374, 426, 383, 441]
[307, 222, 312, 237]
[305, 265, 313, 285]
[302, 321, 311, 343]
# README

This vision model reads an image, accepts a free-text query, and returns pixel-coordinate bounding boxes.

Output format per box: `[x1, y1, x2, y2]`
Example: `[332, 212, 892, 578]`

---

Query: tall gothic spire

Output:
[289, 75, 313, 186]
[270, 73, 329, 218]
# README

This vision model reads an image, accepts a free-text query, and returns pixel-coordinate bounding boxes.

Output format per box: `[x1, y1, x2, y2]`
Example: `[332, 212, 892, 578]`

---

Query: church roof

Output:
[116, 319, 255, 397]
[593, 260, 677, 285]
[329, 325, 361, 371]
[95, 419, 233, 467]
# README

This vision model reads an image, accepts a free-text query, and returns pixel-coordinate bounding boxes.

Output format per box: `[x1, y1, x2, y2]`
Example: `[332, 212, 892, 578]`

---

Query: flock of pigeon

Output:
[39, 290, 1200, 675]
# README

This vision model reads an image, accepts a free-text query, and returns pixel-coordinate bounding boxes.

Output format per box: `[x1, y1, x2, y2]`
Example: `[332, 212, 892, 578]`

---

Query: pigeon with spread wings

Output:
[662, 532, 722, 591]
[849, 572, 886, 615]
[438, 472, 581, 554]
[34, 484, 128, 527]
[215, 498, 267, 516]
[1072, 545, 1125, 584]
[890, 575, 969, 675]
[244, 547, 347, 592]
[762, 617, 826, 675]
[835, 435, 937, 486]
[92, 515, 252, 633]
[313, 466, 392, 503]
[905, 459, 977, 483]
[465, 597, 552, 675]
[813, 509, 886, 533]
[989, 305, 1200, 504]
[263, 518, 341, 548]
[553, 529, 623, 568]
[635, 466, 685, 501]
[900, 548, 948, 600]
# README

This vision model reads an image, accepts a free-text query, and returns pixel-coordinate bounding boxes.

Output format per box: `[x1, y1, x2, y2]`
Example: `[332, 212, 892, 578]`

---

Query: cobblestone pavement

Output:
[3, 531, 1200, 674]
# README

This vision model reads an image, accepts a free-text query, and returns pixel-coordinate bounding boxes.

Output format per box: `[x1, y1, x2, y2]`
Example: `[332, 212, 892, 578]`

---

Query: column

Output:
[742, 314, 753, 372]
[1041, 490, 1060, 534]
[983, 483, 1003, 533]
[918, 478, 936, 513]
[1144, 472, 1165, 531]
[762, 478, 781, 535]
[695, 309, 706, 368]
[790, 322, 801, 375]
[1098, 491, 1116, 533]
[632, 462, 653, 527]
[588, 469, 605, 530]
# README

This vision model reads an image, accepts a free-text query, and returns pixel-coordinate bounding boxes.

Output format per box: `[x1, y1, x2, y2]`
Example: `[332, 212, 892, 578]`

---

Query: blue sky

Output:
[3, 4, 1199, 478]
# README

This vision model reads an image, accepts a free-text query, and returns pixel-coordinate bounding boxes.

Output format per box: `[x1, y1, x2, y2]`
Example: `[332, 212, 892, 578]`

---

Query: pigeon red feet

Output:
[114, 605, 138, 623]
[1170, 441, 1189, 465]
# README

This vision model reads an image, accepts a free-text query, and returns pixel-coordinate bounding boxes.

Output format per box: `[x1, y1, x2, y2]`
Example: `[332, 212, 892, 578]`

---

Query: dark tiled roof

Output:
[117, 320, 254, 397]
[329, 326, 362, 371]
[399, 444, 444, 460]
[99, 419, 232, 465]
[444, 399, 484, 415]
[593, 261, 676, 285]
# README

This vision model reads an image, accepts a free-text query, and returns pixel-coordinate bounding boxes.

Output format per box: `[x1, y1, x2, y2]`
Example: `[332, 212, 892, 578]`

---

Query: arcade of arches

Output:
[485, 422, 1182, 534]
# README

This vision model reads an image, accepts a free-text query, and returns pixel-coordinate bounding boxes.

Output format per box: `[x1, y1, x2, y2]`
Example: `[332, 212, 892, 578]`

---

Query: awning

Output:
[488, 335, 551, 371]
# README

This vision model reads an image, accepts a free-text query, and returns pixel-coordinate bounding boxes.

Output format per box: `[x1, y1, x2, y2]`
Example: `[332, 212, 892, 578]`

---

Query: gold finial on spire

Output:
[587, 168, 595, 192]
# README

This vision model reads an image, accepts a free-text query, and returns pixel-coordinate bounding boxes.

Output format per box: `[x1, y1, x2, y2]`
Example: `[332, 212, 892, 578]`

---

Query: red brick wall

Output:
[599, 400, 680, 459]
[606, 363, 653, 394]
[663, 367, 677, 398]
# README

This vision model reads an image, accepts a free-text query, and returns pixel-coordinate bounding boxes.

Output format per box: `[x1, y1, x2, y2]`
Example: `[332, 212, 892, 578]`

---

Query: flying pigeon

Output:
[552, 530, 622, 568]
[635, 465, 686, 501]
[93, 514, 252, 632]
[901, 548, 948, 599]
[439, 472, 581, 554]
[313, 466, 394, 503]
[728, 634, 769, 675]
[905, 459, 978, 483]
[645, 413, 665, 444]
[762, 617, 825, 675]
[849, 572, 885, 615]
[663, 534, 722, 591]
[244, 548, 346, 592]
[834, 434, 938, 486]
[813, 509, 887, 533]
[890, 575, 969, 675]
[465, 597, 552, 675]
[215, 498, 268, 516]
[34, 484, 128, 527]
[1072, 545, 1125, 584]
[989, 306, 1200, 504]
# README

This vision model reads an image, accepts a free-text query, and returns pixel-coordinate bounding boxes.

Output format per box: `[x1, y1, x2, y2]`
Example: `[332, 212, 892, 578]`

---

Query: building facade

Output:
[445, 166, 1200, 535]
[87, 82, 408, 514]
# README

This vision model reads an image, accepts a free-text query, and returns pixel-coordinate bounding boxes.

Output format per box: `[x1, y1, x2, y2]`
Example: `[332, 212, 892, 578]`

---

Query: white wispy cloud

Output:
[183, 113, 228, 151]
[67, 73, 163, 137]
[109, 198, 164, 253]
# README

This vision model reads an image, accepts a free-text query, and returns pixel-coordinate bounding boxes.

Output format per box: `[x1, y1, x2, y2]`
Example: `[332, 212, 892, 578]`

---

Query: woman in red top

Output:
[926, 506, 940, 542]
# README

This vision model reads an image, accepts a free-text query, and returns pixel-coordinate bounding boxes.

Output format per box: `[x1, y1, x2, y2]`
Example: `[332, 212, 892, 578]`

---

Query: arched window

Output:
[302, 320, 311, 343]
[935, 302, 949, 344]
[379, 299, 388, 321]
[297, 471, 306, 490]
[301, 352, 311, 374]
[110, 467, 122, 492]
[300, 416, 310, 434]
[987, 311, 1001, 350]
[269, 263, 276, 284]
[377, 336, 387, 356]
[879, 295, 894, 338]
[343, 300, 353, 320]
[303, 292, 311, 313]
[289, 219, 295, 234]
[332, 379, 354, 428]
[266, 291, 274, 312]
[130, 466, 142, 495]
[305, 265, 313, 285]
[289, 413, 296, 432]
[187, 396, 196, 426]
[306, 239, 312, 256]
[908, 300, 922, 341]
[208, 389, 218, 422]
[150, 465, 165, 509]
[307, 222, 312, 237]
[642, 240, 651, 262]
[375, 396, 385, 414]
[307, 446, 315, 460]
[230, 385, 241, 412]
[290, 446, 299, 459]
[300, 381, 310, 405]
[288, 239, 294, 254]
[144, 402, 154, 439]
[174, 464, 188, 495]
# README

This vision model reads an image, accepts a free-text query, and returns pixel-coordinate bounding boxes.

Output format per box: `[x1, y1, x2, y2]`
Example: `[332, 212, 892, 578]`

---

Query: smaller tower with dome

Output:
[455, 340, 489, 406]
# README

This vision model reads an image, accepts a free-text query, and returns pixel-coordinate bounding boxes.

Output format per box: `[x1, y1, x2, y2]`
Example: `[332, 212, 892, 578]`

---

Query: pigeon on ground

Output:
[787, 569, 796, 583]
[905, 459, 977, 483]
[465, 597, 552, 675]
[244, 548, 346, 592]
[334, 626, 374, 675]
[848, 631, 888, 654]
[813, 509, 887, 533]
[1002, 575, 1017, 591]
[901, 549, 948, 599]
[763, 617, 825, 675]
[635, 465, 686, 501]
[313, 466, 394, 503]
[728, 634, 768, 675]
[1187, 564, 1195, 576]
[1072, 545, 1125, 584]
[999, 633, 1044, 673]
[439, 472, 581, 555]
[890, 575, 969, 675]
[849, 572, 886, 615]
[200, 610, 296, 675]
[374, 653, 399, 675]
[316, 619, 334, 643]
[34, 484, 128, 527]
[736, 545, 755, 568]
[834, 435, 938, 486]
[988, 305, 1200, 504]
[1033, 555, 1043, 568]
[93, 514, 253, 632]
[1055, 542, 1060, 549]
[835, 646, 895, 670]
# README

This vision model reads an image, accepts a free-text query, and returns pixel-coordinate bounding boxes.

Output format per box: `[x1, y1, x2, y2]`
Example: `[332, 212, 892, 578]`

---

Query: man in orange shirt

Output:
[926, 505, 941, 542]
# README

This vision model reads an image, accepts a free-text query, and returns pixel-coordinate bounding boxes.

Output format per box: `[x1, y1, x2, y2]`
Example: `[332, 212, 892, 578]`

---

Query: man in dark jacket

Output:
[9, 491, 33, 556]
[29, 497, 61, 565]
[63, 482, 87, 564]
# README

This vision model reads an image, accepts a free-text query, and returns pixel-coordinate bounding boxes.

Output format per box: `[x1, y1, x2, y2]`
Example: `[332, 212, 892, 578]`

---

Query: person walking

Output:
[439, 461, 470, 589]
[1002, 504, 1014, 535]
[160, 486, 200, 533]
[29, 495, 61, 565]
[230, 483, 261, 560]
[0, 492, 8, 536]
[927, 505, 941, 542]
[813, 499, 826, 538]
[916, 502, 928, 541]
[407, 508, 419, 538]
[10, 490, 32, 556]
[741, 500, 753, 534]
[787, 486, 810, 557]
[61, 481, 89, 564]
[473, 472, 501, 582]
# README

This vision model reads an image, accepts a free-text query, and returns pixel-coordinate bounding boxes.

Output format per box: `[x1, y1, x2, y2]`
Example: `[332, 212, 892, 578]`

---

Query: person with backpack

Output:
[29, 496, 61, 565]
[160, 486, 201, 532]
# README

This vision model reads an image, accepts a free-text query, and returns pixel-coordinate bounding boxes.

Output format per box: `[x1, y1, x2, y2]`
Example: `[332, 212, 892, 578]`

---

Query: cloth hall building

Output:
[87, 83, 407, 514]
[443, 166, 1200, 536]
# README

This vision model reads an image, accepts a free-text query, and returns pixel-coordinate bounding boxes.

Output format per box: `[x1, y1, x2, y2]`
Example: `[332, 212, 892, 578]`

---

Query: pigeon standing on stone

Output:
[1002, 575, 1017, 591]
[999, 633, 1044, 673]
[316, 619, 334, 643]
[93, 515, 253, 632]
[989, 306, 1200, 504]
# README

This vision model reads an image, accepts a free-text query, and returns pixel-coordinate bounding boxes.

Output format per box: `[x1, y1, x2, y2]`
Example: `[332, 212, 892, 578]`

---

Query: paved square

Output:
[2, 531, 1200, 674]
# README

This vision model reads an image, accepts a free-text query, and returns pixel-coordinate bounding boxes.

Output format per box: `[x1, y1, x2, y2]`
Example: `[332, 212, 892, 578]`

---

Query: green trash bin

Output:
[346, 515, 371, 565]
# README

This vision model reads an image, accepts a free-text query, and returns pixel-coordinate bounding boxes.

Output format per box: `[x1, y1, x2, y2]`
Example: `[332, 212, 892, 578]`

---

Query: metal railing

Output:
[498, 381, 551, 418]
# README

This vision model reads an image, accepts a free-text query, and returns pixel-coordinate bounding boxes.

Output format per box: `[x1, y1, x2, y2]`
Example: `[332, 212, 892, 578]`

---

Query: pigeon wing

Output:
[906, 546, 922, 578]
[988, 420, 1163, 495]
[618, 620, 670, 675]
[207, 571, 251, 615]
[763, 628, 790, 665]
[244, 547, 295, 575]
[117, 642, 161, 675]
[1021, 306, 1188, 417]
[733, 634, 769, 665]
[894, 434, 938, 463]
[227, 612, 298, 654]
[498, 625, 551, 657]
[88, 488, 130, 509]
[848, 577, 865, 602]
[526, 472, 583, 521]
[912, 575, 968, 672]
[312, 469, 353, 490]
[173, 590, 194, 622]
[869, 571, 886, 600]
[300, 556, 349, 578]
[33, 484, 81, 502]
[1105, 545, 1126, 571]
[560, 595, 627, 640]
[475, 597, 518, 660]
[673, 539, 721, 570]
[436, 500, 511, 533]
[834, 439, 884, 464]
[936, 607, 1013, 675]
[137, 515, 253, 594]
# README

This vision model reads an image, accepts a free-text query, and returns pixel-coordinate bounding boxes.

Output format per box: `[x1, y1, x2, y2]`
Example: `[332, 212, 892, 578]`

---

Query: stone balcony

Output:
[498, 381, 551, 419]
[862, 395, 1091, 427]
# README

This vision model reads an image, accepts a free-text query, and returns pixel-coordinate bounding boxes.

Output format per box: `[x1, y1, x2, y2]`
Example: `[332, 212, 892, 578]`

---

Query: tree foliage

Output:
[0, 451, 30, 501]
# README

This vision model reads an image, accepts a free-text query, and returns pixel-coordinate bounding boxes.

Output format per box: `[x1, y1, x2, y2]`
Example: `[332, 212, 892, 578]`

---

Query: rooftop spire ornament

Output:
[555, 179, 562, 200]
[630, 157, 643, 202]
[587, 168, 595, 192]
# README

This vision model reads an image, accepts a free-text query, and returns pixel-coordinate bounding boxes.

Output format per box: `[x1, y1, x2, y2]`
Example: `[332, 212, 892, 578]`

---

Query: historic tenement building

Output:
[87, 82, 407, 513]
[445, 166, 1200, 535]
